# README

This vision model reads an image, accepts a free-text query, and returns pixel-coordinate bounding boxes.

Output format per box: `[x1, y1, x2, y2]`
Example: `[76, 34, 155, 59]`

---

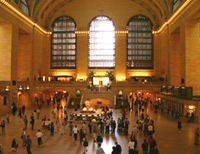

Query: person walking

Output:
[23, 116, 28, 130]
[96, 133, 103, 145]
[149, 146, 159, 154]
[141, 139, 148, 154]
[105, 118, 110, 134]
[18, 108, 22, 118]
[69, 121, 73, 136]
[73, 125, 78, 141]
[96, 143, 105, 154]
[111, 146, 116, 154]
[11, 103, 17, 116]
[11, 137, 18, 153]
[115, 141, 122, 154]
[83, 137, 88, 154]
[36, 129, 43, 146]
[177, 120, 182, 133]
[195, 128, 200, 145]
[79, 129, 85, 144]
[88, 121, 92, 134]
[148, 136, 157, 152]
[128, 139, 135, 154]
[0, 120, 5, 134]
[22, 105, 26, 115]
[111, 120, 116, 134]
[36, 108, 40, 119]
[6, 112, 10, 123]
[21, 128, 27, 146]
[25, 135, 32, 154]
[50, 122, 55, 136]
[30, 114, 35, 130]
[93, 125, 97, 142]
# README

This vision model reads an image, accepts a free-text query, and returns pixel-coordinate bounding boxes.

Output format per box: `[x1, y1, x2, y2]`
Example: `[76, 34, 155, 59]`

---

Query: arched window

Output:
[127, 15, 153, 69]
[89, 16, 115, 68]
[173, 0, 183, 12]
[19, 0, 30, 16]
[51, 16, 77, 69]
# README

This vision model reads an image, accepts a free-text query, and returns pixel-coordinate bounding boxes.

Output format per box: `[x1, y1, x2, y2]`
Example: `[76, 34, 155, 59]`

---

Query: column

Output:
[169, 29, 181, 86]
[0, 23, 12, 80]
[115, 32, 127, 81]
[183, 21, 200, 95]
[11, 25, 19, 105]
[76, 32, 89, 80]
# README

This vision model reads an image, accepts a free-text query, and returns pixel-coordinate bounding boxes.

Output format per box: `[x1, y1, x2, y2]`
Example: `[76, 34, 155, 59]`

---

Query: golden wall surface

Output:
[158, 0, 200, 95]
[0, 0, 200, 114]
[0, 24, 12, 81]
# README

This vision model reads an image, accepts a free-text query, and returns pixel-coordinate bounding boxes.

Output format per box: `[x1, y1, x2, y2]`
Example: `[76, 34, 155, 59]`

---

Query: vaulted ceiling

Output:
[26, 0, 174, 30]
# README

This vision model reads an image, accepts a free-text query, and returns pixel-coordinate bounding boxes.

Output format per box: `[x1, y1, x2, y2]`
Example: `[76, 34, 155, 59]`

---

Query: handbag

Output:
[14, 144, 18, 149]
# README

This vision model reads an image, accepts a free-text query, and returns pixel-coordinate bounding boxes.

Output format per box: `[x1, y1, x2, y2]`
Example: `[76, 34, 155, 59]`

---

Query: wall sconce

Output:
[43, 76, 46, 81]
[188, 105, 195, 110]
[19, 85, 23, 91]
[4, 86, 10, 92]
[25, 85, 30, 90]
[76, 90, 81, 97]
[118, 90, 123, 96]
[18, 91, 22, 96]
[48, 76, 51, 82]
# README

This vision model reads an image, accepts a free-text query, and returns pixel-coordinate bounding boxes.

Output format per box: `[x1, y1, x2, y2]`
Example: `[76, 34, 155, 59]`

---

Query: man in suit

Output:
[115, 141, 122, 154]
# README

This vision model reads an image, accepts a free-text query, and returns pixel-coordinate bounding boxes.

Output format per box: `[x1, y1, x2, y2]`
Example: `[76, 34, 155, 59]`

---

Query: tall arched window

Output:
[127, 15, 153, 69]
[89, 16, 115, 68]
[19, 0, 30, 16]
[51, 16, 76, 69]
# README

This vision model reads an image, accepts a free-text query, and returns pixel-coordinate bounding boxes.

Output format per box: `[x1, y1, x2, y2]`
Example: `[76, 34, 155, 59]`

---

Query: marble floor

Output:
[0, 104, 200, 154]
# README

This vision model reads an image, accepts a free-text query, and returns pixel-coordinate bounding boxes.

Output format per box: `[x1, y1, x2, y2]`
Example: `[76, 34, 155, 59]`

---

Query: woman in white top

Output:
[21, 128, 27, 146]
[128, 139, 135, 154]
[36, 129, 43, 146]
[73, 125, 78, 141]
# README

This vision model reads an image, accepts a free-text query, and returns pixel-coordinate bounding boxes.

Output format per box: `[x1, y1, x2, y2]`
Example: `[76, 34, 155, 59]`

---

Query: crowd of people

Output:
[0, 93, 199, 154]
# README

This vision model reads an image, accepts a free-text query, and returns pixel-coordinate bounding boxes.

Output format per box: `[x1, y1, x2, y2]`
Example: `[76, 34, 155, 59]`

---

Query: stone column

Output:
[183, 21, 200, 95]
[76, 32, 89, 80]
[11, 25, 19, 106]
[169, 30, 181, 86]
[115, 32, 127, 81]
[0, 23, 12, 114]
[0, 23, 12, 81]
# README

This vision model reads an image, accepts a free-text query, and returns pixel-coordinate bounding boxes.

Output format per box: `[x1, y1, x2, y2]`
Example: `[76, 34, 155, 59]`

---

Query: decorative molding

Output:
[153, 0, 193, 34]
[0, 0, 51, 35]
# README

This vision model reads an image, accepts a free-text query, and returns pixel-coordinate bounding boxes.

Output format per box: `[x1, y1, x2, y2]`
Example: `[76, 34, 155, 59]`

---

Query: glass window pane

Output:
[173, 0, 182, 11]
[89, 16, 115, 68]
[51, 16, 76, 69]
[19, 0, 29, 16]
[127, 15, 153, 69]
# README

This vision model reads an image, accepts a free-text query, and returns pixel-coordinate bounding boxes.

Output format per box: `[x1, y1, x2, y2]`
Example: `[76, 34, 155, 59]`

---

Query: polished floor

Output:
[0, 104, 200, 154]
